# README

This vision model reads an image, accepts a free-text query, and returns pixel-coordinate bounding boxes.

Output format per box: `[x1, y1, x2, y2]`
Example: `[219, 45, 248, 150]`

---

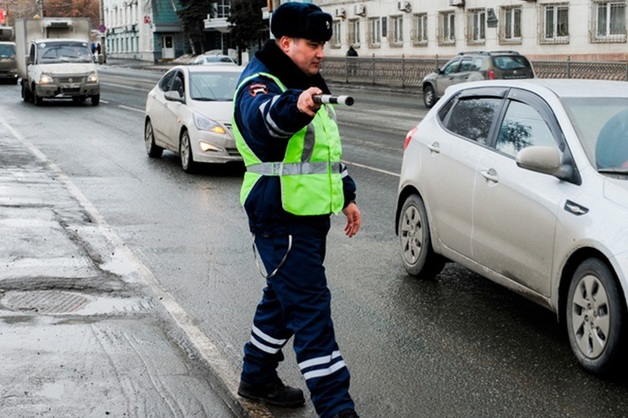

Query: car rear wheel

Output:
[144, 119, 163, 158]
[566, 258, 627, 376]
[398, 194, 445, 278]
[180, 129, 197, 173]
[423, 85, 436, 109]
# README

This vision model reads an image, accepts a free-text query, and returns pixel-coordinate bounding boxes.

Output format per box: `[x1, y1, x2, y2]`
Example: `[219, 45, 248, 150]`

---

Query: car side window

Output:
[169, 72, 185, 97]
[158, 71, 176, 92]
[496, 100, 557, 157]
[459, 57, 473, 72]
[445, 97, 502, 145]
[443, 58, 460, 75]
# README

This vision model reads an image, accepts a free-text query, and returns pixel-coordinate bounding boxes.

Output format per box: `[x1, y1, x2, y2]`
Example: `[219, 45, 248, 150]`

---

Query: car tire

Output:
[33, 90, 42, 106]
[566, 258, 627, 376]
[398, 194, 445, 278]
[423, 84, 436, 109]
[144, 119, 163, 158]
[21, 83, 31, 102]
[180, 129, 197, 173]
[91, 94, 100, 106]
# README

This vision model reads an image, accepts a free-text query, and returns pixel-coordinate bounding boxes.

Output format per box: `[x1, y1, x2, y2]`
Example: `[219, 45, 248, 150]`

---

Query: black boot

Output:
[332, 409, 360, 418]
[237, 380, 305, 408]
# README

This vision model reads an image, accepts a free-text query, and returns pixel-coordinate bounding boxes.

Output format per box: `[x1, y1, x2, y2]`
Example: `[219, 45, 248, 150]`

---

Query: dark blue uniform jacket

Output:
[234, 40, 357, 235]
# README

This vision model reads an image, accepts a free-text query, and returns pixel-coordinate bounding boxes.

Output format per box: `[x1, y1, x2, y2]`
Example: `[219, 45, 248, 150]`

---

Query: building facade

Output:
[317, 0, 627, 61]
[103, 0, 234, 62]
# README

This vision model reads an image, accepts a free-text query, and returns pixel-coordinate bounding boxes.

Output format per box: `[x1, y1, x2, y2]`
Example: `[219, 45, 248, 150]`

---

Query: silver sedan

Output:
[396, 79, 628, 377]
[144, 65, 243, 173]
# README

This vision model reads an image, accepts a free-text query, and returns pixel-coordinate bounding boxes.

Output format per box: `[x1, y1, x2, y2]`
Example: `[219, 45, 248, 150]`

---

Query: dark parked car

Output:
[421, 50, 534, 108]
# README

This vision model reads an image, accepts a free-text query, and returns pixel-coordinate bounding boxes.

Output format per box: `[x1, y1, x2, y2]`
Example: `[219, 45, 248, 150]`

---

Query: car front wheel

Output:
[566, 258, 627, 376]
[423, 84, 436, 109]
[180, 129, 197, 173]
[398, 194, 445, 278]
[144, 119, 163, 158]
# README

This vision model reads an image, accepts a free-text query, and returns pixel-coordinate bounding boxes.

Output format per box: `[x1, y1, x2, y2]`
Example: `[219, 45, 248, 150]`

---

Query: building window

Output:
[541, 4, 569, 44]
[500, 6, 521, 44]
[592, 1, 626, 42]
[467, 9, 486, 45]
[332, 21, 342, 48]
[348, 19, 360, 46]
[368, 17, 381, 47]
[412, 13, 428, 46]
[390, 15, 403, 46]
[216, 0, 230, 19]
[438, 11, 456, 45]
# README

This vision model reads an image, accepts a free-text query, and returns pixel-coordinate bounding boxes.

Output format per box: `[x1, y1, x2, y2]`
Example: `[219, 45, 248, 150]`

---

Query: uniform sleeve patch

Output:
[248, 82, 268, 97]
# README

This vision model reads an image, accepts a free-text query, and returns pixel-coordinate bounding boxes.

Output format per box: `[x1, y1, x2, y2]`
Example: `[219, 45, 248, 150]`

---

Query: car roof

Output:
[446, 78, 628, 100]
[173, 64, 243, 74]
[458, 50, 522, 56]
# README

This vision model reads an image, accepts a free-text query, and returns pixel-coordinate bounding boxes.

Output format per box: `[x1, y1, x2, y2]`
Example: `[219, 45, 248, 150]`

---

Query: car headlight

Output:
[193, 112, 226, 134]
[39, 73, 54, 84]
[87, 72, 99, 83]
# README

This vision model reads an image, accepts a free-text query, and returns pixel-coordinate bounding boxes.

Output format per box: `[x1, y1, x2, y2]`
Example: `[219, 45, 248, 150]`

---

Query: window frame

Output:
[412, 13, 428, 46]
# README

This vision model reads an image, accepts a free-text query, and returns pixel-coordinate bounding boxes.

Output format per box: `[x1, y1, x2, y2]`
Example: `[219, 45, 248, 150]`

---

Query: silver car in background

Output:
[144, 65, 243, 173]
[396, 79, 628, 376]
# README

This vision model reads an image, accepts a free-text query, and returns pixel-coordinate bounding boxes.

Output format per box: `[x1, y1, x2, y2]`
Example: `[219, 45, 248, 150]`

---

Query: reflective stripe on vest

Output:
[247, 161, 342, 176]
[233, 72, 344, 216]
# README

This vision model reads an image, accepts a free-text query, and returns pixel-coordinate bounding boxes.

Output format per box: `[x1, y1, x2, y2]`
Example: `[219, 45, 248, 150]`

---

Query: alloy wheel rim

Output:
[181, 133, 190, 168]
[400, 206, 423, 264]
[571, 274, 610, 359]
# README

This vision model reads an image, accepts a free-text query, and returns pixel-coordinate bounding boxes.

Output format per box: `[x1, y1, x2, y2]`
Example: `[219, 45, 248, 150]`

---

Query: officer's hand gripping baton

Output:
[313, 94, 354, 106]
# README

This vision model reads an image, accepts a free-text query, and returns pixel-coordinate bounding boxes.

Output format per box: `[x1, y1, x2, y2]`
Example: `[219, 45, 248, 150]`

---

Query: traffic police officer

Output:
[232, 3, 361, 418]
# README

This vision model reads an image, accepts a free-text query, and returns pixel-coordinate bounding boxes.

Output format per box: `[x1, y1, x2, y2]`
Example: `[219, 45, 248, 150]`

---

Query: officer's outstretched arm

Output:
[297, 87, 323, 117]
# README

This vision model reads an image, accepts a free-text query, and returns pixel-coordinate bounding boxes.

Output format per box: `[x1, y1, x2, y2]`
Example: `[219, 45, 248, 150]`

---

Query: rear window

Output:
[491, 55, 531, 71]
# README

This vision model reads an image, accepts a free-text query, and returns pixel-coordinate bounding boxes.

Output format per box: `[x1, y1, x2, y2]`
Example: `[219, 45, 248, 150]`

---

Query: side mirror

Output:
[164, 90, 184, 103]
[516, 146, 572, 180]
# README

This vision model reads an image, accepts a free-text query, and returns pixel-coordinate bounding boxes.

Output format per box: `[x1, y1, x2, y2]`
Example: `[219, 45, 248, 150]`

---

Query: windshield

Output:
[37, 42, 93, 64]
[0, 44, 15, 58]
[189, 71, 240, 101]
[562, 97, 628, 172]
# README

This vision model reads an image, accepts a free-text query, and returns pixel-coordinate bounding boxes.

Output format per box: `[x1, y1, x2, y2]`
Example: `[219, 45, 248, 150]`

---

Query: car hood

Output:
[0, 57, 16, 69]
[188, 100, 233, 124]
[604, 177, 628, 208]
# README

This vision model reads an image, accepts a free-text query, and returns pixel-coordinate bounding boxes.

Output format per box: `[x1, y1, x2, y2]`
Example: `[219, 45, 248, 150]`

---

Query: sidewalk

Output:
[0, 109, 268, 416]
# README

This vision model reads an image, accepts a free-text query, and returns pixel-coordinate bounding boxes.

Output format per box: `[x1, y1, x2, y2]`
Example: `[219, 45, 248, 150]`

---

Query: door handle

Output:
[481, 168, 498, 183]
[427, 142, 440, 153]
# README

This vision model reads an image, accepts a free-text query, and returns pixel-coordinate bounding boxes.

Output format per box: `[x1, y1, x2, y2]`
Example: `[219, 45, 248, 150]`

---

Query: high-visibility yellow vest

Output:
[233, 72, 344, 216]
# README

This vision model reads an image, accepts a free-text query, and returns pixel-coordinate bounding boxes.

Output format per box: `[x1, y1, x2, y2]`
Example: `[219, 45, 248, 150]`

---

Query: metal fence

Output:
[321, 56, 628, 90]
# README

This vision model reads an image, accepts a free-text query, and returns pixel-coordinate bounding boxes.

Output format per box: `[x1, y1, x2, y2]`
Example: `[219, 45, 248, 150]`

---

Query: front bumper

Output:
[36, 82, 100, 98]
[192, 131, 242, 164]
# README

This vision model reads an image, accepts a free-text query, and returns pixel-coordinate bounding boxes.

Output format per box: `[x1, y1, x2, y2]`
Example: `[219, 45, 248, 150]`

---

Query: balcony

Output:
[204, 16, 230, 33]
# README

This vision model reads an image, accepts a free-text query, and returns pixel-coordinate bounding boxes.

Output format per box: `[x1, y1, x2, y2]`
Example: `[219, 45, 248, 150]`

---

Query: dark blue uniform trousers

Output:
[241, 221, 355, 418]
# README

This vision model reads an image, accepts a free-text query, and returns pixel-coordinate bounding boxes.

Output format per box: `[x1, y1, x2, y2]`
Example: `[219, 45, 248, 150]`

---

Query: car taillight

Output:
[488, 69, 496, 80]
[404, 127, 417, 150]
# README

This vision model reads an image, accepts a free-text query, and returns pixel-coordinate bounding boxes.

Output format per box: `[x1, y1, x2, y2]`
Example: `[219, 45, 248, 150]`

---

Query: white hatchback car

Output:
[144, 65, 243, 172]
[396, 79, 628, 376]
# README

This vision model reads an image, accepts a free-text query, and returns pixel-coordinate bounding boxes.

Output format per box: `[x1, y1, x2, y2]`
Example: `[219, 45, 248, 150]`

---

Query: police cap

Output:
[271, 2, 333, 42]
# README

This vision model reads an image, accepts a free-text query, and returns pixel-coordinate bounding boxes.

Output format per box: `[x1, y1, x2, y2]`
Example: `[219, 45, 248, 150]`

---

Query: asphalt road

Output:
[1, 66, 627, 417]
